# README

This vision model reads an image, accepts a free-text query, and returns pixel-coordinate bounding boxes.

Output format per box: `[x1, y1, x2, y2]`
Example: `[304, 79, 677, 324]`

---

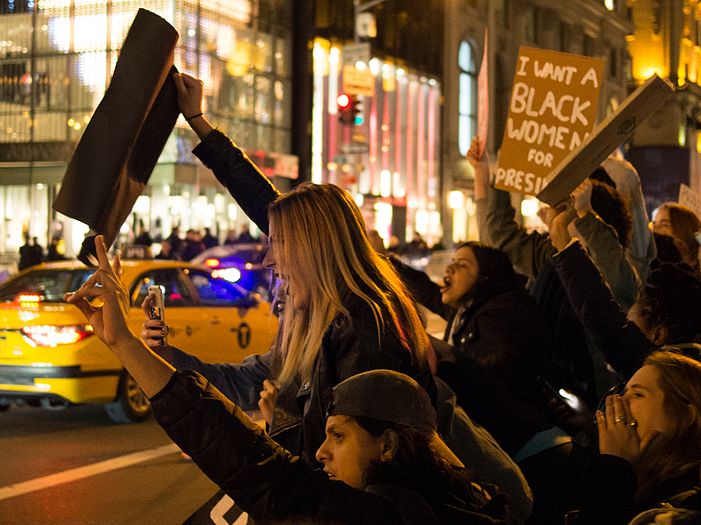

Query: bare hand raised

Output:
[467, 135, 491, 200]
[64, 235, 133, 347]
[172, 72, 203, 119]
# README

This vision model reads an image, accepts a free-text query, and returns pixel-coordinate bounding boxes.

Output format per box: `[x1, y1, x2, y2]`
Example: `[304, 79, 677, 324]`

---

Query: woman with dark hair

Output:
[551, 234, 701, 381]
[395, 242, 557, 448]
[652, 202, 701, 277]
[394, 242, 574, 523]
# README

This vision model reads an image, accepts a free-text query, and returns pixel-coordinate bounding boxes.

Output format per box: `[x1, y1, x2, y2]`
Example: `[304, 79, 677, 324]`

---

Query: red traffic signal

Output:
[337, 93, 363, 125]
[337, 93, 352, 111]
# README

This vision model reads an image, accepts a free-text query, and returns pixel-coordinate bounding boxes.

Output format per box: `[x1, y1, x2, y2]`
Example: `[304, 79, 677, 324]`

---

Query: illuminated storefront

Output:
[311, 38, 442, 247]
[0, 0, 294, 257]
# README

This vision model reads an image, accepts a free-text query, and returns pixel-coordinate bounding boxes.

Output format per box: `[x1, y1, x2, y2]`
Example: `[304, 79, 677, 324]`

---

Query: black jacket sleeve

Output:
[390, 256, 453, 319]
[551, 241, 654, 380]
[152, 371, 406, 524]
[193, 129, 280, 235]
[162, 346, 273, 411]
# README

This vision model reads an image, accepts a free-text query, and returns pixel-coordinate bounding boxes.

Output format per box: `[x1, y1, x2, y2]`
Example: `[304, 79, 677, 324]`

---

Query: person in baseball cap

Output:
[320, 368, 464, 485]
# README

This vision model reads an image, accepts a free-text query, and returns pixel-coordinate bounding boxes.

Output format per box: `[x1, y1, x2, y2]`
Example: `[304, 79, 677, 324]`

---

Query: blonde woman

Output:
[141, 72, 435, 465]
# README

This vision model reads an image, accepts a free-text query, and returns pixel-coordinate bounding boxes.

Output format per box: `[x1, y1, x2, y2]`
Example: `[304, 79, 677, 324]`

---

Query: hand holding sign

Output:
[468, 135, 491, 201]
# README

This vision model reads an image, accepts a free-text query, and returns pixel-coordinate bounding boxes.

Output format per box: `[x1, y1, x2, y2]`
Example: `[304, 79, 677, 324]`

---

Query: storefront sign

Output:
[495, 46, 603, 195]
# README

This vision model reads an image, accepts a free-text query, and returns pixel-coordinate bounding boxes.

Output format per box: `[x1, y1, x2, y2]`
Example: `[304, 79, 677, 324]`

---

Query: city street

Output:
[0, 404, 218, 525]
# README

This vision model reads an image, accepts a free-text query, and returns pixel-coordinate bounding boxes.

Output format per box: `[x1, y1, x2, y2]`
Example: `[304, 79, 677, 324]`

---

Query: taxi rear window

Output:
[0, 270, 93, 303]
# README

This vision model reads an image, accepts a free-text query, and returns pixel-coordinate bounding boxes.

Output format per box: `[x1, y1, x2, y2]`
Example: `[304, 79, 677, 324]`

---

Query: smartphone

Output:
[537, 375, 563, 401]
[147, 285, 166, 345]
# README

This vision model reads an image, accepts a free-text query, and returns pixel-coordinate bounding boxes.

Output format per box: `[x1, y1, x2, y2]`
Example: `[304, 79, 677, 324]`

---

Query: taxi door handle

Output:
[209, 317, 221, 325]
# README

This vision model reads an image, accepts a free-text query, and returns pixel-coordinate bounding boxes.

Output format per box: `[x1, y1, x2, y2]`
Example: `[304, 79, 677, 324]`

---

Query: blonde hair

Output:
[267, 183, 432, 385]
[634, 351, 701, 499]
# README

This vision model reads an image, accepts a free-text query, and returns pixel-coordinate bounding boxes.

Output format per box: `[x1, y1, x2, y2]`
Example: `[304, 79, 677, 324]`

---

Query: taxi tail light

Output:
[21, 324, 94, 347]
[16, 293, 44, 303]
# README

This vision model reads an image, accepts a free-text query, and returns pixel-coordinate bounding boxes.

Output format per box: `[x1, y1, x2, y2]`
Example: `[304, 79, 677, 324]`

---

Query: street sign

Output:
[342, 42, 371, 65]
[341, 143, 369, 154]
[342, 65, 375, 97]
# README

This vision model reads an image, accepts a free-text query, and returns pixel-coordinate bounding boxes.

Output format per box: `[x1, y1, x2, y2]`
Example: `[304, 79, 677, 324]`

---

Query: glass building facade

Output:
[0, 0, 294, 258]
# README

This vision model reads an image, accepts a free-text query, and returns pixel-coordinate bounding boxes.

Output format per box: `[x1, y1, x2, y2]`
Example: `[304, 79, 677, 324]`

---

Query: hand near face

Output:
[596, 395, 657, 464]
[64, 235, 133, 347]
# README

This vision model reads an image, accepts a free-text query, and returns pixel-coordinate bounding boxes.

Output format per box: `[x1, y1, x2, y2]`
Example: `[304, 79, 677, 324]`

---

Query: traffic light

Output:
[337, 94, 365, 126]
[353, 98, 364, 125]
[337, 93, 354, 125]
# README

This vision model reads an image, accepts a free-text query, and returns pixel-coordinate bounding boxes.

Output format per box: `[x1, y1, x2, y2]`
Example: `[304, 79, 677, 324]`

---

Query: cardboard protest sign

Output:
[495, 46, 603, 195]
[53, 9, 180, 266]
[477, 29, 489, 156]
[537, 75, 675, 206]
[679, 183, 701, 217]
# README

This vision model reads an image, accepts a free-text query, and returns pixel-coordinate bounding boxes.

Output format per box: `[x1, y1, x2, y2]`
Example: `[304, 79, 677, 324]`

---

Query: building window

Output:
[609, 47, 619, 78]
[583, 34, 597, 57]
[494, 0, 509, 28]
[560, 22, 570, 52]
[458, 40, 477, 157]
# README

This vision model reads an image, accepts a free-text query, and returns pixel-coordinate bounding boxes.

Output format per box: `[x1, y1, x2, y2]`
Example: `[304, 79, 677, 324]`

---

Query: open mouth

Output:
[440, 277, 452, 294]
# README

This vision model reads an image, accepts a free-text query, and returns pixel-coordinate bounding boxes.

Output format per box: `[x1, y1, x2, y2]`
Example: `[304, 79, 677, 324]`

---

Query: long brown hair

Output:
[267, 183, 432, 385]
[633, 351, 701, 500]
[659, 202, 701, 273]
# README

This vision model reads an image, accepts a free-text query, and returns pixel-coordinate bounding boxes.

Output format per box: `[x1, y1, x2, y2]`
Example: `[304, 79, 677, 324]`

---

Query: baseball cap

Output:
[330, 369, 464, 467]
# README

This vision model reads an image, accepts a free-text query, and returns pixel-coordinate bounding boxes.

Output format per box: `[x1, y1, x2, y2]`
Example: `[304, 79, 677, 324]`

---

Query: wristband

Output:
[185, 112, 203, 121]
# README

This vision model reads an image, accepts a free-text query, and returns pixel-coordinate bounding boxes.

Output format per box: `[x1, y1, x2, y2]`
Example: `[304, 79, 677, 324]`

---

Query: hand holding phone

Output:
[147, 285, 166, 345]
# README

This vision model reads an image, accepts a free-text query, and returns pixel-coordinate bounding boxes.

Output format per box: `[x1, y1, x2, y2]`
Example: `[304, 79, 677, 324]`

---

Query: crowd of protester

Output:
[64, 72, 701, 524]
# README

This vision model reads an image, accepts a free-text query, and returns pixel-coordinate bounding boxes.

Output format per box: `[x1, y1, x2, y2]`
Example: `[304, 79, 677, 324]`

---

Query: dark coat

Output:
[152, 371, 504, 524]
[551, 240, 654, 381]
[393, 259, 556, 455]
[569, 455, 701, 524]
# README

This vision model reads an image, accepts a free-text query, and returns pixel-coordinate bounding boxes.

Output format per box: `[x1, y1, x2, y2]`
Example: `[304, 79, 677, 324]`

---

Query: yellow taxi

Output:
[0, 259, 278, 422]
